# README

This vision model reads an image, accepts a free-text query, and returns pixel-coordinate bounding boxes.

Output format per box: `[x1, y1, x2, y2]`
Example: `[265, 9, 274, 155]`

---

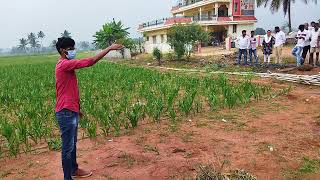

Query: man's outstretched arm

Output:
[92, 44, 124, 64]
[60, 44, 124, 71]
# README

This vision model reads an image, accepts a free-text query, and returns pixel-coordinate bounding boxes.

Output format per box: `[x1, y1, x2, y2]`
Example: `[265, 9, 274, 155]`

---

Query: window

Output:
[152, 36, 157, 44]
[161, 34, 165, 43]
[234, 2, 238, 12]
[233, 24, 237, 33]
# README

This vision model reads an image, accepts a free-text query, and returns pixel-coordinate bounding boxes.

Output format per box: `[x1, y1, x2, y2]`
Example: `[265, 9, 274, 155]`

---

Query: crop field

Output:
[0, 53, 270, 157]
[1, 54, 320, 179]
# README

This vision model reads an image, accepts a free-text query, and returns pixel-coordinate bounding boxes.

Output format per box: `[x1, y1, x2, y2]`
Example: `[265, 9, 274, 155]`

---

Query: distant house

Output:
[138, 0, 258, 53]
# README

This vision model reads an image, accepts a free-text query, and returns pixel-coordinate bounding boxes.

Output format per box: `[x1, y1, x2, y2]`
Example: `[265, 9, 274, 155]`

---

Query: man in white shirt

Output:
[292, 25, 307, 66]
[302, 23, 311, 64]
[274, 26, 286, 64]
[249, 30, 259, 65]
[310, 23, 320, 66]
[236, 30, 250, 65]
[310, 21, 316, 31]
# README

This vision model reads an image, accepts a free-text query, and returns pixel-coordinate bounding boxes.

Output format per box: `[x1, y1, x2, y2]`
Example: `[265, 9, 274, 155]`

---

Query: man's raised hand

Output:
[109, 44, 125, 51]
[92, 44, 125, 63]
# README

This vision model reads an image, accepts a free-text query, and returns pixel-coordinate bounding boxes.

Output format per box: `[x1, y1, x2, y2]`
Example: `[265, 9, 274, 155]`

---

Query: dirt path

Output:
[1, 80, 320, 180]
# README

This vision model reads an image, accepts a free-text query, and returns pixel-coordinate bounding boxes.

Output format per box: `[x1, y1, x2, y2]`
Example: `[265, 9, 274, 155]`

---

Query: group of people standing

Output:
[236, 21, 320, 67]
[292, 22, 320, 66]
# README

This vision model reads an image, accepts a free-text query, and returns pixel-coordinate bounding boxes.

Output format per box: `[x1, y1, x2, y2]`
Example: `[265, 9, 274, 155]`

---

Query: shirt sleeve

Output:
[247, 38, 251, 49]
[60, 58, 96, 71]
[282, 32, 286, 43]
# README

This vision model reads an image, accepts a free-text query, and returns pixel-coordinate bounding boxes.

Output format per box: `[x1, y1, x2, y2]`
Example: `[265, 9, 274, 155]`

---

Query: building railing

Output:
[176, 0, 203, 8]
[139, 17, 192, 29]
[139, 15, 238, 30]
[191, 14, 218, 21]
[140, 18, 168, 28]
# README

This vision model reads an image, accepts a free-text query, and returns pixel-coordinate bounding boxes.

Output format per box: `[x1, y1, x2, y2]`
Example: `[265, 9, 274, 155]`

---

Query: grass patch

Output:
[0, 170, 11, 178]
[118, 153, 135, 168]
[144, 144, 159, 155]
[284, 156, 320, 178]
[195, 164, 256, 180]
[47, 138, 62, 151]
[298, 157, 320, 174]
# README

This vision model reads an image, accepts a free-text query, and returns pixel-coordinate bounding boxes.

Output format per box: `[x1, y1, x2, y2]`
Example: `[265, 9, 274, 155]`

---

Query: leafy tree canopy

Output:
[167, 23, 208, 60]
[93, 20, 130, 49]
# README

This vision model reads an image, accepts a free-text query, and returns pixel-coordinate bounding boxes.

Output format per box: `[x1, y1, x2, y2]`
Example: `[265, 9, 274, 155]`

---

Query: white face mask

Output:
[66, 50, 76, 60]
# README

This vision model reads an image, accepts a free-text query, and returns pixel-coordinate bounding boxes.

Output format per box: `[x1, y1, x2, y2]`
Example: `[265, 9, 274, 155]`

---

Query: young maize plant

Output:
[0, 61, 272, 157]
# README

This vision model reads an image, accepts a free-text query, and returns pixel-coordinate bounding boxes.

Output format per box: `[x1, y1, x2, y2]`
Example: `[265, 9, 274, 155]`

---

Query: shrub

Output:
[167, 23, 208, 60]
[152, 48, 162, 65]
[164, 52, 175, 61]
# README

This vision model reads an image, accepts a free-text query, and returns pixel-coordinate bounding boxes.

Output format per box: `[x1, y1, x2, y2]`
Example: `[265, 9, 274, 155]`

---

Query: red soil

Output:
[1, 79, 320, 180]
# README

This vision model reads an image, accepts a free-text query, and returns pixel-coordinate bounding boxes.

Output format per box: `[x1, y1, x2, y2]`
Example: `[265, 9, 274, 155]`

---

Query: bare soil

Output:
[1, 78, 320, 180]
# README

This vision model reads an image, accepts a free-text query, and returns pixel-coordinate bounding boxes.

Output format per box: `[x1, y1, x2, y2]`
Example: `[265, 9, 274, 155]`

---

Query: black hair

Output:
[251, 30, 255, 33]
[311, 21, 316, 24]
[242, 30, 246, 33]
[267, 30, 271, 32]
[56, 37, 75, 54]
[275, 26, 280, 30]
[298, 24, 305, 31]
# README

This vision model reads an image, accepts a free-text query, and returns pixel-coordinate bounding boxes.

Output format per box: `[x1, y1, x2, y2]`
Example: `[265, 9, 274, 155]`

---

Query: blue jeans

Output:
[249, 49, 258, 64]
[292, 46, 303, 66]
[56, 109, 79, 180]
[237, 49, 248, 65]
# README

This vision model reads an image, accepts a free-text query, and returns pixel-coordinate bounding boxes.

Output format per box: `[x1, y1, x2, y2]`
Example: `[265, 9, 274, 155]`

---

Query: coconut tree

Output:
[257, 0, 317, 32]
[27, 33, 40, 52]
[18, 38, 28, 53]
[61, 30, 71, 38]
[51, 40, 57, 51]
[37, 31, 45, 48]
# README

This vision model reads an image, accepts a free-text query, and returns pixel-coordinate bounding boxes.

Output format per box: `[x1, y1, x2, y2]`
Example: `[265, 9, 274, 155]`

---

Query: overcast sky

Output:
[0, 0, 319, 49]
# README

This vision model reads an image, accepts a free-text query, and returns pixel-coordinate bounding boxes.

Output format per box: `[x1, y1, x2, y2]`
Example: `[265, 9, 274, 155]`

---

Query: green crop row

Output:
[0, 62, 270, 157]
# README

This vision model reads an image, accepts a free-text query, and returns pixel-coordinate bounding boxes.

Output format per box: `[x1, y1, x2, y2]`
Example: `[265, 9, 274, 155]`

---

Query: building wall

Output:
[142, 23, 255, 53]
[227, 23, 255, 38]
[143, 30, 172, 53]
[227, 23, 255, 48]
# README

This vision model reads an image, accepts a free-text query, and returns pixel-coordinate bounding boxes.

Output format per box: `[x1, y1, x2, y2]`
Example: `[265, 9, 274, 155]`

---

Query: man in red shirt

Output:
[55, 37, 124, 180]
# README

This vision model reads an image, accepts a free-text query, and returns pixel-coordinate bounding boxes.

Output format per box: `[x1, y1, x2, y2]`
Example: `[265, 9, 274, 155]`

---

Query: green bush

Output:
[164, 52, 175, 61]
[167, 23, 208, 60]
[152, 48, 162, 65]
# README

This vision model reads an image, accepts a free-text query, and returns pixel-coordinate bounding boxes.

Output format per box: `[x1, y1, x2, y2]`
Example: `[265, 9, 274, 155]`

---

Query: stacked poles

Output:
[152, 66, 320, 86]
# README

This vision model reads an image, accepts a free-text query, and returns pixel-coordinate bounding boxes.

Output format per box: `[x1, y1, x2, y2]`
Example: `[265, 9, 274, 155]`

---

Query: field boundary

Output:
[148, 66, 320, 86]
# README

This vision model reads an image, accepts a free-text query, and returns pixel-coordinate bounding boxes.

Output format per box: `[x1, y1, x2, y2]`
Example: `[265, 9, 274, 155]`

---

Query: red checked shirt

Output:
[55, 58, 96, 113]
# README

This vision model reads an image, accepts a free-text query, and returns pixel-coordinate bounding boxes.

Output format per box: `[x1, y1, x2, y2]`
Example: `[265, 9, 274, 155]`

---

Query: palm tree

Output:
[51, 40, 58, 51]
[257, 0, 317, 32]
[37, 31, 45, 47]
[27, 32, 40, 52]
[61, 30, 71, 38]
[18, 38, 28, 53]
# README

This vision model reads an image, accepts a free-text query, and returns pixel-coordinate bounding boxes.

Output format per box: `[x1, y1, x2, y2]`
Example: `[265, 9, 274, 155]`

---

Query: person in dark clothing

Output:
[301, 23, 311, 64]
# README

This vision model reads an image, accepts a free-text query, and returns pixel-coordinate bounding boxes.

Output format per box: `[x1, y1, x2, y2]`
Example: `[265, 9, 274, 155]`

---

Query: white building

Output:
[138, 0, 257, 53]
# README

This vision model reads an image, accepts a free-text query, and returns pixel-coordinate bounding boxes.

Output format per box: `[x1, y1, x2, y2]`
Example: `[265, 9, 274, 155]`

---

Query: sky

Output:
[0, 0, 319, 49]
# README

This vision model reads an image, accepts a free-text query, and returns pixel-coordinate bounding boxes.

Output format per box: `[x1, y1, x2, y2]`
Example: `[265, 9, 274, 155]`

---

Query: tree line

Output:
[2, 30, 93, 56]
